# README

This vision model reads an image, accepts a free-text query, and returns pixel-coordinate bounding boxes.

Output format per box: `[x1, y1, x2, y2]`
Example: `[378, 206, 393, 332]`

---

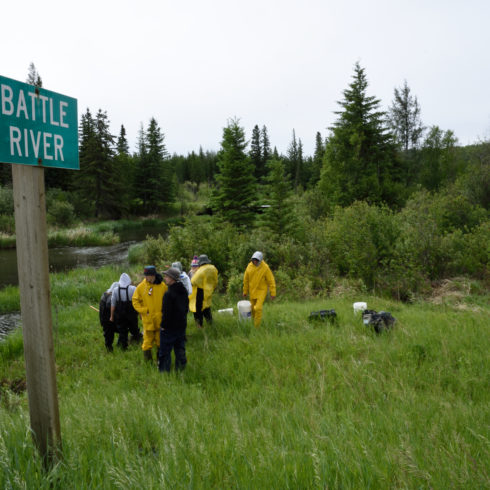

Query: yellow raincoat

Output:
[132, 278, 167, 350]
[189, 264, 218, 312]
[243, 260, 276, 326]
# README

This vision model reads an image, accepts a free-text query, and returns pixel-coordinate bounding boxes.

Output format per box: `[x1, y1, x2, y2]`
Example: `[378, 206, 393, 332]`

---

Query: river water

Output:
[0, 223, 165, 340]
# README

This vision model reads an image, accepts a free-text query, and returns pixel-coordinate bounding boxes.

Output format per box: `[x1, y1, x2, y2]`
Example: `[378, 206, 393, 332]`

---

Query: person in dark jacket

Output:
[99, 281, 118, 352]
[109, 272, 142, 350]
[158, 267, 189, 372]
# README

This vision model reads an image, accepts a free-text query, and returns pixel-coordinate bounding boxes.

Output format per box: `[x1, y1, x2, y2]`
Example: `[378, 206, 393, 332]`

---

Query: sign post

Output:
[0, 74, 78, 467]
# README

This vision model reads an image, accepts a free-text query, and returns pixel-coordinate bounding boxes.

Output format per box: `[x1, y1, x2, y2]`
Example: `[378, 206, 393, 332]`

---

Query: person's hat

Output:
[171, 261, 183, 272]
[251, 251, 263, 263]
[198, 254, 211, 266]
[144, 265, 157, 276]
[191, 255, 199, 267]
[163, 267, 180, 282]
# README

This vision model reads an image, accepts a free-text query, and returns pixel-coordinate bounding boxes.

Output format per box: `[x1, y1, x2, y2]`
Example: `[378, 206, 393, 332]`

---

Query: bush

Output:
[0, 186, 13, 215]
[0, 214, 15, 234]
[47, 200, 76, 227]
[324, 202, 399, 289]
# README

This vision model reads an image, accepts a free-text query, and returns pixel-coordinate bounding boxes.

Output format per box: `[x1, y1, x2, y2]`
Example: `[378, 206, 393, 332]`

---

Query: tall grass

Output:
[0, 267, 489, 488]
[0, 217, 181, 250]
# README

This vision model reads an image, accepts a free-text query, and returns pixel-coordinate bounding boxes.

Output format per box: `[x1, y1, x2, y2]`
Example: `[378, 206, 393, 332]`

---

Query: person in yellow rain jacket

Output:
[189, 254, 218, 328]
[132, 265, 167, 361]
[243, 251, 276, 327]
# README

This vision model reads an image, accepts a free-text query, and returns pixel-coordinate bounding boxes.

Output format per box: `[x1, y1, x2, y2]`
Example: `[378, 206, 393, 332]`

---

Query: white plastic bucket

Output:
[218, 308, 234, 315]
[353, 302, 367, 314]
[237, 300, 252, 321]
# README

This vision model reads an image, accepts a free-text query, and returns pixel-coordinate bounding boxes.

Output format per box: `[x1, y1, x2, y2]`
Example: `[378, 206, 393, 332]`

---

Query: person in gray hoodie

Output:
[109, 272, 142, 350]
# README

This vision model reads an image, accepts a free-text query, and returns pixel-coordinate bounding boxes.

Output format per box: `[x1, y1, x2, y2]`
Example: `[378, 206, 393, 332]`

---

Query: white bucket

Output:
[353, 302, 367, 314]
[218, 308, 234, 315]
[237, 300, 252, 321]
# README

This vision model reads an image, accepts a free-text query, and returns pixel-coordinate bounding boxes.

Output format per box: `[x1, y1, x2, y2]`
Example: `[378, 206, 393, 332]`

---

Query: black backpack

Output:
[114, 286, 137, 323]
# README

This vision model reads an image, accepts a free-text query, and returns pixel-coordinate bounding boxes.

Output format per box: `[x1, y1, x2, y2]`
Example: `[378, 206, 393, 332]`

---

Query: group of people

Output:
[99, 251, 276, 372]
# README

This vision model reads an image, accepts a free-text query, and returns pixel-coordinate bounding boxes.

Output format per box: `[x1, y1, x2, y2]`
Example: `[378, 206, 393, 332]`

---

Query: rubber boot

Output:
[143, 349, 153, 362]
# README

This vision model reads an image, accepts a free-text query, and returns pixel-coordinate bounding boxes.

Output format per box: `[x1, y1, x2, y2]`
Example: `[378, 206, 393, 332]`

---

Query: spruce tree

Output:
[116, 125, 130, 155]
[250, 125, 263, 181]
[261, 125, 271, 171]
[319, 62, 398, 208]
[114, 125, 134, 214]
[26, 62, 42, 87]
[134, 124, 150, 211]
[309, 131, 325, 186]
[147, 117, 174, 207]
[134, 118, 174, 213]
[286, 130, 302, 190]
[388, 80, 424, 152]
[211, 118, 256, 226]
[77, 109, 120, 217]
[260, 158, 296, 235]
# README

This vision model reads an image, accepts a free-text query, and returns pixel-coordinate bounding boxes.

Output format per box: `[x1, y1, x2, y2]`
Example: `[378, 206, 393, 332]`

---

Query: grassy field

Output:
[0, 266, 489, 489]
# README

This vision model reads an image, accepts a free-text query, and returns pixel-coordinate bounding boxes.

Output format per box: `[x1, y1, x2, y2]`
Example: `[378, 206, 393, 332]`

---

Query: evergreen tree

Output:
[77, 109, 120, 217]
[260, 158, 296, 235]
[116, 124, 130, 155]
[297, 138, 308, 188]
[388, 80, 424, 152]
[250, 125, 263, 181]
[136, 117, 173, 212]
[26, 62, 42, 87]
[134, 124, 150, 211]
[114, 125, 134, 214]
[310, 131, 325, 186]
[286, 129, 304, 190]
[261, 125, 271, 168]
[211, 118, 256, 226]
[319, 62, 398, 208]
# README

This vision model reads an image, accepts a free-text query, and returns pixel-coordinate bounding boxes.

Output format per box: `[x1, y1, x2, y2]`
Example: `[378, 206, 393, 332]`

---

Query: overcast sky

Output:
[2, 0, 489, 156]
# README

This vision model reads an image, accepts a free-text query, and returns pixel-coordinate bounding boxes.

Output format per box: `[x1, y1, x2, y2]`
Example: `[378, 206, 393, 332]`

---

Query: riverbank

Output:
[0, 216, 182, 249]
[0, 265, 488, 488]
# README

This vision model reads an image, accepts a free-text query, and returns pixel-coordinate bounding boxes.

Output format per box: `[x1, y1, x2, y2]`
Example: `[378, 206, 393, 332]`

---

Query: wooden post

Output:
[11, 164, 61, 467]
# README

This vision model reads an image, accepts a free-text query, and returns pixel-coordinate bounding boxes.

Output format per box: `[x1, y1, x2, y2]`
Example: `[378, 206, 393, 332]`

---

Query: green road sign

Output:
[0, 75, 79, 170]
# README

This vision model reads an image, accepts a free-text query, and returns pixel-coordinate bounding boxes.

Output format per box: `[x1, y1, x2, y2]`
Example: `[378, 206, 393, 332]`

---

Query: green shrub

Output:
[324, 201, 398, 289]
[47, 200, 76, 227]
[0, 215, 14, 234]
[0, 186, 13, 215]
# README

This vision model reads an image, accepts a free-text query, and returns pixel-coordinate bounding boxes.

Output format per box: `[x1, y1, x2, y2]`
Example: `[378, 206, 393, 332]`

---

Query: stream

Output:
[0, 223, 165, 341]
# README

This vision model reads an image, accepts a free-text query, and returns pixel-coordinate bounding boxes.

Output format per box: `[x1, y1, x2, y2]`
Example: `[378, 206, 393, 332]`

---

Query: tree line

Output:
[0, 61, 488, 226]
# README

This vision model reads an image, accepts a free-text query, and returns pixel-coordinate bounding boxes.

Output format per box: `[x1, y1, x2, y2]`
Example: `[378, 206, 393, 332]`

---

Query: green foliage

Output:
[388, 80, 425, 152]
[0, 215, 15, 234]
[134, 118, 174, 213]
[212, 118, 257, 227]
[325, 201, 398, 289]
[392, 189, 489, 284]
[419, 126, 462, 191]
[455, 140, 490, 210]
[47, 201, 75, 227]
[319, 62, 399, 210]
[258, 158, 297, 236]
[0, 185, 13, 215]
[77, 109, 121, 218]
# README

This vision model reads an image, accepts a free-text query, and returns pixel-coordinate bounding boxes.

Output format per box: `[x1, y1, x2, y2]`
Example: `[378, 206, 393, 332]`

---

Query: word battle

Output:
[1, 83, 70, 162]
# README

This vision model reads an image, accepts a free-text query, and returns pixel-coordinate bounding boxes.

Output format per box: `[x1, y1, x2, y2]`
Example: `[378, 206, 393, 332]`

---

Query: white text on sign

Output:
[1, 83, 70, 162]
